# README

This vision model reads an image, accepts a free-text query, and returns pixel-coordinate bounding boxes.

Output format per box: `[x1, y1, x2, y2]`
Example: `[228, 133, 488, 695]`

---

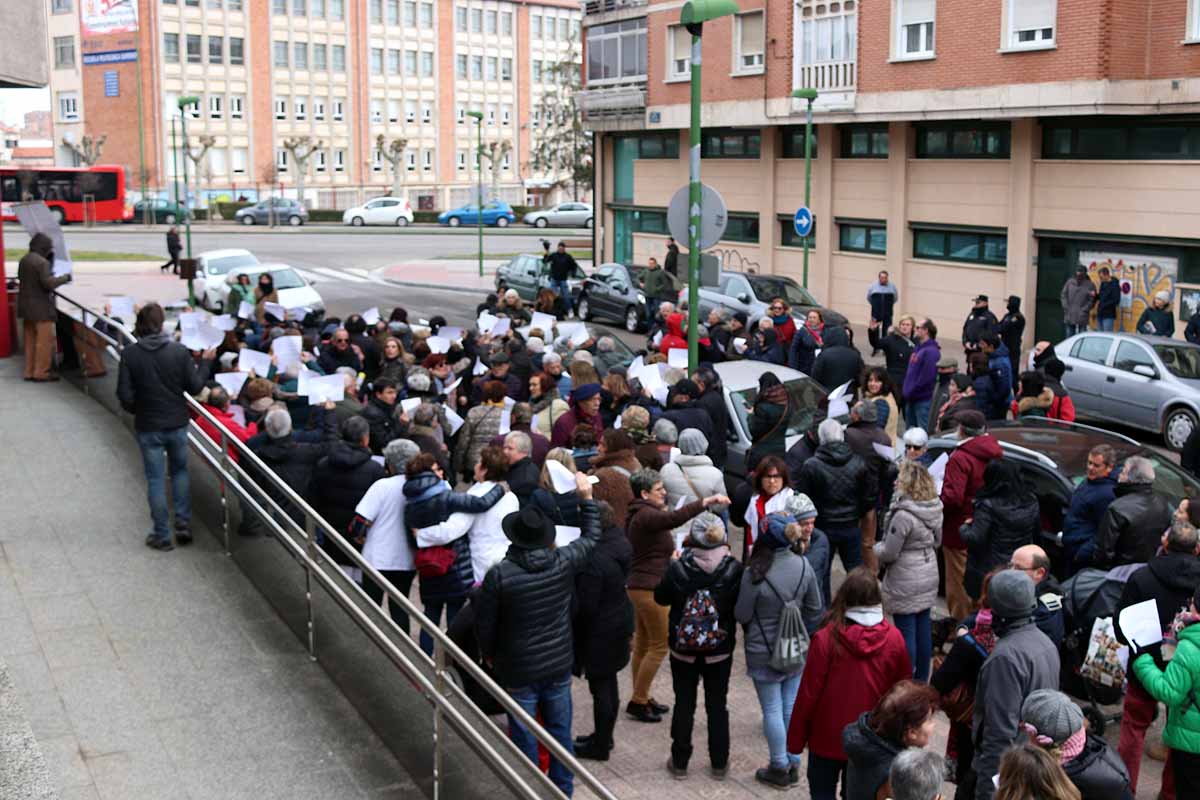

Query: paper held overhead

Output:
[872, 442, 897, 462]
[108, 296, 135, 320]
[477, 311, 498, 333]
[545, 460, 577, 494]
[531, 311, 557, 332]
[181, 323, 225, 351]
[237, 348, 271, 376]
[362, 307, 380, 325]
[237, 301, 255, 320]
[733, 338, 747, 354]
[263, 302, 286, 322]
[668, 348, 689, 369]
[306, 374, 345, 404]
[439, 326, 463, 342]
[271, 335, 303, 370]
[491, 318, 512, 337]
[400, 397, 423, 414]
[427, 336, 450, 354]
[1118, 599, 1163, 649]
[214, 371, 249, 398]
[554, 526, 582, 548]
[178, 310, 209, 330]
[212, 314, 237, 331]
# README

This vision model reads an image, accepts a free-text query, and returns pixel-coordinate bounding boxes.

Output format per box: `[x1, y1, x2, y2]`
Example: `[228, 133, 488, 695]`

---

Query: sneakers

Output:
[666, 757, 687, 780]
[625, 702, 662, 723]
[145, 534, 174, 552]
[789, 765, 799, 785]
[648, 698, 670, 715]
[755, 766, 791, 790]
[175, 528, 193, 546]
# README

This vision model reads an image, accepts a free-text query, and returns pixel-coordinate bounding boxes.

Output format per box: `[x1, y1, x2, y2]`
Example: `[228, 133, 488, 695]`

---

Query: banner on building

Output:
[81, 0, 139, 37]
[1080, 250, 1178, 333]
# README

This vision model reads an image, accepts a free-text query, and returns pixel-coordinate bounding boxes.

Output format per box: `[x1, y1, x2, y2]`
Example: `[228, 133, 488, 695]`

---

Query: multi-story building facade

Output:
[43, 0, 583, 211]
[583, 0, 1200, 341]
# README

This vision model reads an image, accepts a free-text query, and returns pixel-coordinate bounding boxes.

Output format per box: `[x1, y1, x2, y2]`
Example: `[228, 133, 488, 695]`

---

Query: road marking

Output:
[298, 266, 372, 284]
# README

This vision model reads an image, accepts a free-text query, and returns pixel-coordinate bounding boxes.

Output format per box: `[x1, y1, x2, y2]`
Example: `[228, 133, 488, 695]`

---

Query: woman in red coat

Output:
[787, 567, 912, 800]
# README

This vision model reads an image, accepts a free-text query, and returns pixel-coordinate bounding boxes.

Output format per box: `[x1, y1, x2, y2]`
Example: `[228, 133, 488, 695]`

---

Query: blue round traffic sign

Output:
[793, 206, 813, 238]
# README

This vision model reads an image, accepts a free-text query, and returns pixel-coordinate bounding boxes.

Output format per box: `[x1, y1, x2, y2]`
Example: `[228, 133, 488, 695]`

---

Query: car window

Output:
[1153, 344, 1200, 379]
[725, 276, 752, 300]
[596, 266, 613, 280]
[1071, 336, 1113, 366]
[205, 254, 259, 275]
[749, 276, 818, 307]
[1145, 454, 1200, 502]
[381, 199, 398, 208]
[365, 200, 381, 208]
[269, 269, 306, 290]
[1114, 340, 1155, 374]
[728, 377, 826, 441]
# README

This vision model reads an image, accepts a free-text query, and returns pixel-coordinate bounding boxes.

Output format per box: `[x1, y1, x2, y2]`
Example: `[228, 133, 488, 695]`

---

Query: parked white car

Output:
[342, 197, 414, 227]
[210, 263, 325, 317]
[194, 249, 260, 312]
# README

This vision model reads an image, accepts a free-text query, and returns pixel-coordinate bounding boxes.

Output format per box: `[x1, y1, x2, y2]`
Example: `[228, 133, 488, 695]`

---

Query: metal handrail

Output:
[53, 291, 619, 800]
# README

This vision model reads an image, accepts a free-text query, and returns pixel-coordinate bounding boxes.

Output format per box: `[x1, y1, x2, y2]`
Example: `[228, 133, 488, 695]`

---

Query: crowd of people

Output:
[82, 234, 1200, 800]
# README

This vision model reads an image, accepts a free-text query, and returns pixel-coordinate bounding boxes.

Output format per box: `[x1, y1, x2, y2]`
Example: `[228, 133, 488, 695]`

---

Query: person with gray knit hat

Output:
[1020, 689, 1132, 799]
[972, 569, 1060, 800]
[661, 430, 725, 547]
[785, 492, 832, 605]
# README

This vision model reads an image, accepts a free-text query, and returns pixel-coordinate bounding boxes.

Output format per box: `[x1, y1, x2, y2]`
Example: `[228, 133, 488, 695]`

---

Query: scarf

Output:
[772, 313, 790, 326]
[971, 609, 997, 653]
[806, 322, 824, 347]
[845, 605, 884, 626]
[530, 392, 557, 415]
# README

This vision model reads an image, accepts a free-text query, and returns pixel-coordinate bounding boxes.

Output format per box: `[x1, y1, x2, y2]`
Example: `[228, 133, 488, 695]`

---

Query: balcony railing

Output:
[585, 0, 647, 14]
[798, 60, 857, 93]
[578, 83, 646, 120]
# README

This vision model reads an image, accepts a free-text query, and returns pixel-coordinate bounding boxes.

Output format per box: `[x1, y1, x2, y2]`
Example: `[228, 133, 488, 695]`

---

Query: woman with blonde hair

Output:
[600, 372, 631, 428]
[529, 372, 568, 439]
[377, 336, 408, 385]
[875, 460, 943, 680]
[570, 359, 601, 389]
[995, 743, 1082, 800]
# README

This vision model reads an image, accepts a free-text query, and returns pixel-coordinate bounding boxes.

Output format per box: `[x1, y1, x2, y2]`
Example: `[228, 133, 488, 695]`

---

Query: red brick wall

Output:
[247, 0, 275, 188]
[1147, 0, 1200, 77]
[436, 0, 456, 185]
[78, 2, 151, 179]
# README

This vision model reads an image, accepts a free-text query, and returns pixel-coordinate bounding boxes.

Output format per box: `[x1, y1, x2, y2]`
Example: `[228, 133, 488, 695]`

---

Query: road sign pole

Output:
[802, 94, 814, 289]
[687, 30, 702, 374]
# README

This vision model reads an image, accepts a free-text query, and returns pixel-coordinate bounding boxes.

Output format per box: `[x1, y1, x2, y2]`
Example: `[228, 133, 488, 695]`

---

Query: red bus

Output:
[1, 165, 133, 224]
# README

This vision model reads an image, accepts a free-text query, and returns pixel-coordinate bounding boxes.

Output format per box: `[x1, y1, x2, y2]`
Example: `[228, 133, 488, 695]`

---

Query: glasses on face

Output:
[763, 473, 783, 481]
[770, 305, 784, 312]
[905, 444, 923, 451]
[1007, 562, 1034, 572]
[334, 337, 349, 343]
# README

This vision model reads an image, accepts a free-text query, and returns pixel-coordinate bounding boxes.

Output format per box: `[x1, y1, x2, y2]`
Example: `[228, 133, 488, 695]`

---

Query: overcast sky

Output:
[0, 88, 51, 129]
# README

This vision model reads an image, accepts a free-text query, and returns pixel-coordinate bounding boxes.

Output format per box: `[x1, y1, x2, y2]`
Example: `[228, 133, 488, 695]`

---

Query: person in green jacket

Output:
[641, 257, 677, 328]
[228, 273, 257, 315]
[1131, 583, 1200, 789]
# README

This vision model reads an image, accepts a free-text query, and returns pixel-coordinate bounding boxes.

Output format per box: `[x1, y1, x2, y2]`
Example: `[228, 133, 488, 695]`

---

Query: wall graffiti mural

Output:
[709, 247, 762, 274]
[1080, 251, 1178, 333]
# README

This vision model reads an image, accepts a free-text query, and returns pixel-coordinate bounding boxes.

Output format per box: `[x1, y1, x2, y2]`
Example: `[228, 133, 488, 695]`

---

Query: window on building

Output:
[333, 45, 346, 71]
[723, 214, 760, 243]
[485, 10, 497, 33]
[44, 35, 76, 71]
[370, 47, 383, 74]
[406, 49, 418, 74]
[229, 37, 245, 65]
[531, 109, 540, 128]
[208, 94, 223, 119]
[405, 100, 416, 123]
[668, 25, 690, 79]
[57, 92, 79, 122]
[330, 0, 344, 19]
[184, 0, 198, 6]
[734, 11, 765, 72]
[618, 132, 679, 158]
[912, 226, 1007, 265]
[370, 100, 383, 122]
[420, 3, 432, 27]
[457, 103, 466, 123]
[471, 55, 483, 79]
[274, 98, 288, 119]
[276, 149, 289, 171]
[294, 42, 308, 69]
[315, 149, 327, 173]
[456, 54, 467, 78]
[702, 128, 761, 158]
[502, 151, 511, 170]
[335, 149, 346, 172]
[1007, 0, 1056, 48]
[470, 8, 482, 32]
[501, 11, 513, 35]
[547, 15, 557, 40]
[52, 0, 73, 13]
[164, 33, 180, 63]
[457, 150, 467, 171]
[896, 0, 935, 57]
[422, 104, 432, 124]
[230, 94, 244, 119]
[386, 0, 399, 25]
[456, 6, 467, 31]
[294, 95, 307, 119]
[388, 49, 401, 74]
[405, 150, 417, 172]
[586, 18, 648, 84]
[780, 216, 816, 248]
[333, 98, 345, 120]
[562, 18, 571, 40]
[533, 60, 544, 81]
[486, 57, 498, 80]
[273, 40, 288, 67]
[311, 0, 323, 15]
[486, 105, 495, 126]
[532, 15, 543, 37]
[187, 35, 202, 63]
[401, 0, 414, 24]
[501, 104, 511, 125]
[1042, 117, 1200, 160]
[387, 99, 400, 122]
[314, 97, 325, 120]
[421, 51, 434, 76]
[798, 7, 857, 69]
[780, 127, 819, 158]
[232, 148, 248, 174]
[206, 147, 225, 174]
[915, 121, 1010, 157]
[838, 220, 887, 253]
[312, 43, 326, 70]
[423, 150, 433, 171]
[369, 0, 382, 23]
[840, 123, 889, 157]
[500, 57, 513, 80]
[293, 0, 306, 14]
[273, 0, 286, 12]
[1190, 0, 1200, 40]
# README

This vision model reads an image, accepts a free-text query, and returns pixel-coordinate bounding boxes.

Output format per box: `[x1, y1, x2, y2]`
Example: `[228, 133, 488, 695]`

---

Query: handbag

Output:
[414, 545, 457, 578]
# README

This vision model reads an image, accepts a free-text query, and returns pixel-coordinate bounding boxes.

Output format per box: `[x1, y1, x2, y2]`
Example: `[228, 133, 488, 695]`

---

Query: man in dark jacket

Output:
[785, 407, 825, 486]
[573, 500, 635, 761]
[248, 405, 337, 526]
[809, 324, 861, 391]
[962, 295, 998, 352]
[940, 411, 1003, 620]
[1010, 544, 1065, 645]
[1096, 266, 1120, 331]
[1062, 444, 1118, 569]
[317, 328, 363, 375]
[474, 476, 601, 797]
[1113, 519, 1200, 793]
[997, 296, 1025, 391]
[641, 258, 676, 328]
[489, 403, 550, 466]
[162, 226, 182, 274]
[361, 377, 401, 454]
[344, 314, 381, 381]
[1093, 456, 1173, 569]
[1060, 267, 1097, 338]
[972, 570, 1060, 800]
[903, 320, 941, 430]
[691, 368, 729, 468]
[844, 400, 889, 571]
[503, 430, 542, 507]
[472, 350, 524, 403]
[306, 416, 386, 570]
[117, 303, 215, 550]
[797, 418, 871, 591]
[662, 379, 714, 446]
[18, 232, 71, 381]
[865, 270, 898, 355]
[979, 333, 1013, 419]
[543, 240, 580, 317]
[664, 236, 680, 278]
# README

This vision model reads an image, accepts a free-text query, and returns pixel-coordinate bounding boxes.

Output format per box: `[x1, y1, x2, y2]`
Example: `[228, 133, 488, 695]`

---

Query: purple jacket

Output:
[902, 339, 941, 403]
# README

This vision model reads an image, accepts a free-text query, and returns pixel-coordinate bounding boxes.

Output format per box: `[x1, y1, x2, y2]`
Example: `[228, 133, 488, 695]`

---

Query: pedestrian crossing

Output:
[293, 266, 382, 285]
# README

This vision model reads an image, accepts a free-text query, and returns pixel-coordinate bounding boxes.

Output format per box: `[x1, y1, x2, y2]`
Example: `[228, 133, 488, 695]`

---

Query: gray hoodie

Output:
[875, 495, 944, 615]
[735, 548, 823, 679]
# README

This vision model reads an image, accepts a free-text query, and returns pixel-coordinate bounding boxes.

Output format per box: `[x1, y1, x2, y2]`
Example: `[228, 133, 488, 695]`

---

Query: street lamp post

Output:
[791, 87, 819, 288]
[466, 110, 485, 278]
[681, 0, 740, 372]
[177, 95, 201, 305]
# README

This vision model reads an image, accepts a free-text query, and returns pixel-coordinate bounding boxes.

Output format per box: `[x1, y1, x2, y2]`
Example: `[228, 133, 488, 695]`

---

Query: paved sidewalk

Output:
[0, 356, 417, 800]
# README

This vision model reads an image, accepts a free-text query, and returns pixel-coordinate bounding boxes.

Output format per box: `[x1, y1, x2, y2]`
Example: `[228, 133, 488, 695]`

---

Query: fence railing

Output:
[52, 292, 619, 800]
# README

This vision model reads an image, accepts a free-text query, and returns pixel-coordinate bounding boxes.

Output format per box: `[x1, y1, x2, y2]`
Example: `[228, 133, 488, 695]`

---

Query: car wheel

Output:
[496, 216, 509, 228]
[351, 216, 364, 226]
[625, 306, 641, 333]
[396, 216, 409, 227]
[164, 212, 177, 225]
[241, 215, 255, 225]
[535, 217, 548, 228]
[448, 216, 461, 227]
[49, 207, 65, 225]
[577, 296, 592, 321]
[288, 215, 302, 226]
[1164, 407, 1198, 451]
[585, 218, 593, 229]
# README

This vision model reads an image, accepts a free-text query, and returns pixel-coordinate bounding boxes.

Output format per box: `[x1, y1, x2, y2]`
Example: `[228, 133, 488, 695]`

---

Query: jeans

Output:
[550, 278, 573, 315]
[363, 569, 416, 636]
[1098, 317, 1116, 331]
[669, 655, 732, 770]
[419, 595, 465, 657]
[508, 672, 575, 797]
[1119, 680, 1176, 798]
[586, 673, 620, 750]
[1064, 323, 1083, 338]
[136, 427, 191, 540]
[753, 675, 803, 769]
[644, 298, 662, 327]
[904, 399, 932, 432]
[825, 526, 862, 581]
[807, 752, 847, 800]
[893, 609, 933, 682]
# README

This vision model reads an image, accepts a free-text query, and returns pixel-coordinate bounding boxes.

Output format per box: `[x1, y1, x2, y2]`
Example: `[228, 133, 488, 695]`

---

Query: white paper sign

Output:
[473, 358, 488, 376]
[444, 376, 462, 395]
[237, 301, 255, 320]
[570, 326, 591, 347]
[827, 398, 850, 419]
[263, 302, 286, 321]
[733, 337, 747, 354]
[427, 336, 450, 354]
[652, 330, 663, 347]
[181, 323, 225, 351]
[228, 404, 247, 428]
[828, 381, 852, 402]
[872, 442, 897, 462]
[629, 355, 644, 373]
[237, 348, 271, 376]
[178, 310, 209, 330]
[272, 335, 303, 371]
[477, 312, 498, 333]
[498, 406, 512, 435]
[929, 452, 950, 494]
[554, 526, 582, 548]
[443, 407, 465, 436]
[297, 366, 314, 395]
[440, 326, 463, 342]
[669, 447, 681, 464]
[212, 314, 237, 331]
[13, 203, 72, 277]
[531, 312, 557, 332]
[362, 307, 380, 325]
[214, 371, 249, 397]
[371, 455, 386, 467]
[545, 460, 576, 494]
[400, 397, 423, 414]
[307, 373, 345, 404]
[491, 318, 511, 337]
[668, 348, 689, 369]
[288, 307, 312, 321]
[1118, 599, 1163, 649]
[614, 414, 622, 429]
[109, 296, 135, 320]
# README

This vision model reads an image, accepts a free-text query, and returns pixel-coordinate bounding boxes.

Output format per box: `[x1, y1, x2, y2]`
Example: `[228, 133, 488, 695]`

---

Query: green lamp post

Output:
[466, 110, 484, 278]
[791, 87, 818, 288]
[177, 95, 201, 304]
[681, 0, 740, 372]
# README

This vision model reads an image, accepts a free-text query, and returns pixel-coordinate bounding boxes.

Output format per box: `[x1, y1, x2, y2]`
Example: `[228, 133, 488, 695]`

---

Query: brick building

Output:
[44, 0, 584, 211]
[582, 0, 1200, 342]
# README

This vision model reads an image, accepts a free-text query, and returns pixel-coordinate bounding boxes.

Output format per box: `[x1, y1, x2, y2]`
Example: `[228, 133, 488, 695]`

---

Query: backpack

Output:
[758, 565, 811, 673]
[673, 587, 726, 655]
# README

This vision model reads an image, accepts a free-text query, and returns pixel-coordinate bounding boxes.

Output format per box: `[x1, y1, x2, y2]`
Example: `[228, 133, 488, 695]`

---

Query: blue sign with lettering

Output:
[104, 71, 119, 97]
[793, 206, 813, 238]
[82, 49, 138, 65]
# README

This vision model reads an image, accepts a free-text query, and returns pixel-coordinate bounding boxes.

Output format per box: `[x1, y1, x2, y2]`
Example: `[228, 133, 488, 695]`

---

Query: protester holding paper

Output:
[17, 232, 71, 382]
[454, 380, 508, 482]
[254, 273, 280, 325]
[196, 385, 258, 463]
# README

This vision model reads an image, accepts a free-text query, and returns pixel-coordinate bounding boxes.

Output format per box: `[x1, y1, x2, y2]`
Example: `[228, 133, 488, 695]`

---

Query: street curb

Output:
[5, 222, 590, 238]
[377, 277, 492, 296]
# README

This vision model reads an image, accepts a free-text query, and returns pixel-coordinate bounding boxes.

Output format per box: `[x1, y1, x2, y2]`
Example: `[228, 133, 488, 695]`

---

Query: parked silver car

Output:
[1054, 332, 1200, 451]
[522, 202, 593, 229]
[681, 271, 848, 330]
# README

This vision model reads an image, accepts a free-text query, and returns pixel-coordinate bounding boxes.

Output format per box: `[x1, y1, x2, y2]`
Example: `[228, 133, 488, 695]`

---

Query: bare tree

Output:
[282, 136, 324, 209]
[375, 135, 408, 198]
[185, 134, 216, 221]
[477, 140, 513, 202]
[61, 134, 107, 167]
[201, 162, 220, 225]
[260, 163, 279, 226]
[528, 37, 591, 202]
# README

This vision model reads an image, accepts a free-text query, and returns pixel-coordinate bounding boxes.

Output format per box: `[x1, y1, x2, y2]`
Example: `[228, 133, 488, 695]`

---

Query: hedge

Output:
[192, 202, 564, 223]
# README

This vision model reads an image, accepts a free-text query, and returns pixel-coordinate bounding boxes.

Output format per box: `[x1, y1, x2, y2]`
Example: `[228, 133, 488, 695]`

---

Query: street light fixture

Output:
[680, 0, 740, 372]
[791, 87, 819, 288]
[466, 110, 485, 278]
[177, 95, 201, 304]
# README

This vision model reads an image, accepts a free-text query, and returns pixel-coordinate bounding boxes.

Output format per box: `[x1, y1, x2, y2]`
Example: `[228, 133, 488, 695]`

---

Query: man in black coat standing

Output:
[475, 474, 601, 796]
[503, 431, 542, 507]
[962, 294, 999, 352]
[811, 325, 863, 395]
[664, 236, 680, 279]
[361, 377, 401, 454]
[691, 367, 729, 468]
[543, 240, 580, 317]
[307, 416, 385, 572]
[662, 379, 714, 446]
[162, 225, 182, 274]
[118, 303, 215, 551]
[998, 296, 1025, 392]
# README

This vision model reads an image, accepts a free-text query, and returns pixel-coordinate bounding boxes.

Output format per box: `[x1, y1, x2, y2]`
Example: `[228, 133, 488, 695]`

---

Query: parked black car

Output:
[577, 262, 648, 333]
[494, 253, 586, 305]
